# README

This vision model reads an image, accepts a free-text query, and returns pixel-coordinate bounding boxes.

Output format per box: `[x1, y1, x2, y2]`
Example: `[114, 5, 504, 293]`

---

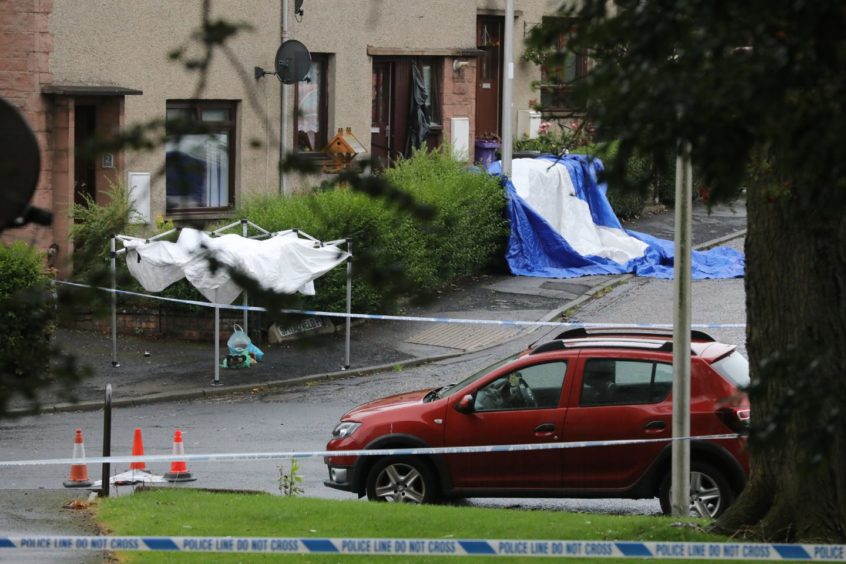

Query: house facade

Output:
[1, 0, 570, 275]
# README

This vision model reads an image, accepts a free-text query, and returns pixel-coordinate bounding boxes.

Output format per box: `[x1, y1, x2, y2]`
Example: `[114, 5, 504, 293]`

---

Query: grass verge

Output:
[94, 489, 745, 563]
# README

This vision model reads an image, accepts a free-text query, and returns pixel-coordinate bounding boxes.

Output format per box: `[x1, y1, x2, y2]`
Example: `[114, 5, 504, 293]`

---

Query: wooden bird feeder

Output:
[322, 127, 366, 173]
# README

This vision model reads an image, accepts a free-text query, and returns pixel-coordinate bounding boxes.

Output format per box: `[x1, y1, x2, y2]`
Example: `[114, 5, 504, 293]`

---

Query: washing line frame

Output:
[109, 219, 353, 386]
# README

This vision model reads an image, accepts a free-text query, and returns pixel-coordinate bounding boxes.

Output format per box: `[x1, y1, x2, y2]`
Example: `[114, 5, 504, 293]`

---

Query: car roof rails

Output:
[552, 326, 715, 342]
[529, 338, 681, 356]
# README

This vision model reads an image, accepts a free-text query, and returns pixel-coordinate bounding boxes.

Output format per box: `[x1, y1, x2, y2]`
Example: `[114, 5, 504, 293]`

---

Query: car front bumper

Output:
[323, 461, 357, 494]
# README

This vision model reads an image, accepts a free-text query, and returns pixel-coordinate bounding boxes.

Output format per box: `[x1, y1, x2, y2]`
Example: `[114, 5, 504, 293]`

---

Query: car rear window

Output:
[711, 351, 750, 388]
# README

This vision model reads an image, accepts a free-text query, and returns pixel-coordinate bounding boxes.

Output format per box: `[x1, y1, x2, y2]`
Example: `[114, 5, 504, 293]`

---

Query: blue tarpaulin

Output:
[489, 155, 744, 279]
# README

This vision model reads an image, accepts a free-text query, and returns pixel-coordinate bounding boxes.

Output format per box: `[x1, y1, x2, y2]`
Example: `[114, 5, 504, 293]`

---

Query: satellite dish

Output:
[274, 40, 311, 84]
[0, 97, 46, 230]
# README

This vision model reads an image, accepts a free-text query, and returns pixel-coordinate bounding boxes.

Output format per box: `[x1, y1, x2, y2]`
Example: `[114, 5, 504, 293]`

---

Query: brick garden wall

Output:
[67, 309, 264, 343]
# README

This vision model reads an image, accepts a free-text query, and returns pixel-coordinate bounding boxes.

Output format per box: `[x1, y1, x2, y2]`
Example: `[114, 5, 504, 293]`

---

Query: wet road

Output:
[0, 238, 746, 528]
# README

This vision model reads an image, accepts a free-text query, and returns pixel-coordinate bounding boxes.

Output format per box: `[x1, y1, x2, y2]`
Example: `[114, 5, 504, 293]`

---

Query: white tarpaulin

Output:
[510, 158, 649, 264]
[123, 228, 350, 304]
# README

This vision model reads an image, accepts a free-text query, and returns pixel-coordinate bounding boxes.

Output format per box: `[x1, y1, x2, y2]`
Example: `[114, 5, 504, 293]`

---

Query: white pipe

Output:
[671, 140, 692, 516]
[344, 239, 352, 369]
[242, 219, 249, 334]
[212, 288, 221, 386]
[246, 220, 272, 235]
[110, 236, 119, 367]
[212, 220, 243, 234]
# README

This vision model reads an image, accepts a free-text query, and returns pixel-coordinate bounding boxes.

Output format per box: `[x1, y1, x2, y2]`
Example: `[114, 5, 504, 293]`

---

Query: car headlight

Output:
[332, 421, 361, 439]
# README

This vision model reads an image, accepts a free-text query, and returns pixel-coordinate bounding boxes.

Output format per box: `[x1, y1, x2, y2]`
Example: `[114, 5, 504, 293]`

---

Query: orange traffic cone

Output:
[63, 429, 92, 488]
[129, 428, 146, 470]
[164, 429, 196, 482]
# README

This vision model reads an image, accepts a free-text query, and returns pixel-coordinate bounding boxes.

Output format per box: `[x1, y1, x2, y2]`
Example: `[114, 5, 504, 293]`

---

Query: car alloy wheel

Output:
[659, 462, 735, 518]
[366, 457, 436, 504]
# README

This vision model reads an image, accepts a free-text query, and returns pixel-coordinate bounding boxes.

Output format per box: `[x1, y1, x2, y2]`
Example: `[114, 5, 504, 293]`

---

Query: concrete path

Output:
[14, 200, 746, 414]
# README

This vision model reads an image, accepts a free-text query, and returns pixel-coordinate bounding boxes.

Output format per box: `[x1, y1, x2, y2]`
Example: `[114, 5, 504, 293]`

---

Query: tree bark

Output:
[716, 181, 846, 542]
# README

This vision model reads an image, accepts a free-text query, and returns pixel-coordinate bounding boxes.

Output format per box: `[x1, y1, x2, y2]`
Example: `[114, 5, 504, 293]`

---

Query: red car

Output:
[324, 327, 750, 517]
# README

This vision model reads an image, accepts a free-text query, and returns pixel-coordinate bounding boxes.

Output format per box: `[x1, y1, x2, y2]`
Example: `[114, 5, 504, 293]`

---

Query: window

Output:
[474, 361, 566, 411]
[165, 100, 236, 211]
[537, 17, 589, 113]
[295, 54, 329, 152]
[580, 359, 672, 407]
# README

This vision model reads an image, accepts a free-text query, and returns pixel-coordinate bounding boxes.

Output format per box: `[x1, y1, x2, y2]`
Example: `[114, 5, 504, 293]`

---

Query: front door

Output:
[443, 361, 569, 490]
[475, 15, 503, 139]
[371, 61, 393, 168]
[371, 58, 417, 168]
[74, 105, 97, 206]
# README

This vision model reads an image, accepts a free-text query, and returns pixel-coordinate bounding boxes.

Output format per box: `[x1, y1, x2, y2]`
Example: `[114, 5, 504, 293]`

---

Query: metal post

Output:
[500, 0, 514, 177]
[241, 219, 249, 336]
[212, 288, 222, 386]
[671, 140, 693, 517]
[99, 384, 112, 498]
[110, 236, 119, 367]
[343, 239, 352, 370]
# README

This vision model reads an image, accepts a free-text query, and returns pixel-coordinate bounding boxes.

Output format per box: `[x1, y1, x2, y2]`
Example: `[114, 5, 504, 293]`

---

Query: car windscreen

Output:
[711, 351, 750, 388]
[440, 353, 520, 398]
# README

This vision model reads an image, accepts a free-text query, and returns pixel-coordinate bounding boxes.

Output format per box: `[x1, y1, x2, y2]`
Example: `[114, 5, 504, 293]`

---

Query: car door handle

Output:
[534, 423, 556, 433]
[644, 420, 666, 431]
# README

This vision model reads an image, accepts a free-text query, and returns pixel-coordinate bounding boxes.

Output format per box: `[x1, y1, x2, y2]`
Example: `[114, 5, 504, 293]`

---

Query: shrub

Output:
[0, 242, 57, 413]
[239, 147, 508, 315]
[70, 182, 139, 279]
[68, 182, 207, 312]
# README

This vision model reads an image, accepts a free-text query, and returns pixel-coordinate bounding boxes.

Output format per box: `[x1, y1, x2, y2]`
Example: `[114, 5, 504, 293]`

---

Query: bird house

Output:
[323, 127, 366, 173]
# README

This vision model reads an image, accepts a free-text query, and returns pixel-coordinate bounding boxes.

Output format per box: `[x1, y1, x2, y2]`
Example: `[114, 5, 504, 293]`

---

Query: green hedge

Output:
[66, 149, 508, 319]
[240, 147, 508, 314]
[0, 242, 56, 412]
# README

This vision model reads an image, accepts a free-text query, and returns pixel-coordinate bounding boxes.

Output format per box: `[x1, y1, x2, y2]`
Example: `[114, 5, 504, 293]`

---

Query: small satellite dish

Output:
[0, 97, 46, 230]
[274, 40, 311, 84]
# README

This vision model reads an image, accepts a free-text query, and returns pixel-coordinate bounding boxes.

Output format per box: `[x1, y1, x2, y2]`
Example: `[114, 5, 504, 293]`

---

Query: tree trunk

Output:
[716, 182, 846, 542]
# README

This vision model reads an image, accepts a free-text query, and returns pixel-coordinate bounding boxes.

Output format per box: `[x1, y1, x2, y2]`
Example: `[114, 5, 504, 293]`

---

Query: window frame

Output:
[294, 53, 330, 153]
[537, 17, 590, 114]
[420, 58, 442, 129]
[579, 358, 673, 407]
[165, 99, 237, 216]
[473, 361, 567, 412]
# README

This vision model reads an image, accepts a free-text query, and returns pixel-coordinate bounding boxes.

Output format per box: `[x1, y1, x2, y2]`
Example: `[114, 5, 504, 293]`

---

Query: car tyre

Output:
[366, 456, 437, 504]
[658, 461, 735, 518]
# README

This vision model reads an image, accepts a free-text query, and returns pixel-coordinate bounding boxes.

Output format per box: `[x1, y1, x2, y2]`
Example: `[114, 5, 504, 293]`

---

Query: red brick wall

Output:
[68, 309, 262, 343]
[0, 0, 55, 252]
[441, 58, 477, 158]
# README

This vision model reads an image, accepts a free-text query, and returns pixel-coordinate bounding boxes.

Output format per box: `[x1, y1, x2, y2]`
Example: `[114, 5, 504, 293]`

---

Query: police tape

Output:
[55, 280, 746, 330]
[0, 433, 740, 467]
[1, 535, 844, 559]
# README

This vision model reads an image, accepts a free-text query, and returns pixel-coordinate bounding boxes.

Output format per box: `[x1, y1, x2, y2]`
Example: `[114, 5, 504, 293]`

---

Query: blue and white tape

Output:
[1, 536, 843, 559]
[55, 280, 746, 330]
[0, 433, 740, 467]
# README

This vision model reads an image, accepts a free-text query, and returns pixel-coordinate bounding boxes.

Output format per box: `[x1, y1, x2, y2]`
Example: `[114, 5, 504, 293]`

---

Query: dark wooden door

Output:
[371, 61, 393, 168]
[371, 58, 413, 168]
[475, 16, 503, 138]
[74, 105, 97, 206]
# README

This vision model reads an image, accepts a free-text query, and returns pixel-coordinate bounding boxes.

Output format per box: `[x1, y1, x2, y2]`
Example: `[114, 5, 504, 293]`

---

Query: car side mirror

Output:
[455, 394, 475, 413]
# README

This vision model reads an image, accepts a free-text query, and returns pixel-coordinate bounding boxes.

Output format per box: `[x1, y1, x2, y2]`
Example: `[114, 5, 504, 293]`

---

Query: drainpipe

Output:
[500, 0, 514, 177]
[279, 0, 289, 195]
